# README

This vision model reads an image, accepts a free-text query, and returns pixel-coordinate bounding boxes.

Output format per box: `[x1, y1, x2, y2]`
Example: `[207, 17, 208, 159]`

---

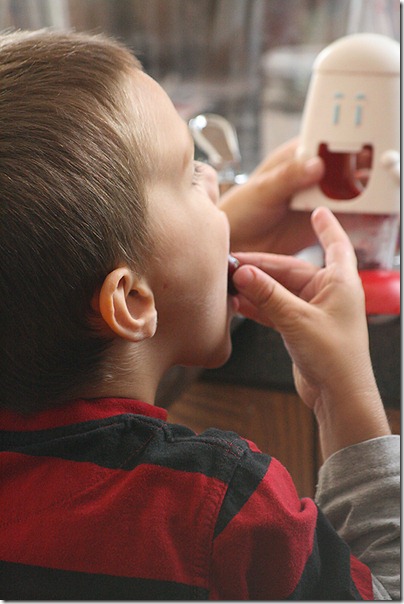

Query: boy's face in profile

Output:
[133, 71, 238, 369]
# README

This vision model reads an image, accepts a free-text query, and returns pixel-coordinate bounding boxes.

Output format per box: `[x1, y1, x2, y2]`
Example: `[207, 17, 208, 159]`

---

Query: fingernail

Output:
[304, 156, 323, 177]
[233, 266, 254, 288]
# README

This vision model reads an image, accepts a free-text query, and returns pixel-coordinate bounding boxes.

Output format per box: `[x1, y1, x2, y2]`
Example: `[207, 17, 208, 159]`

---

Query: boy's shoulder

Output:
[0, 397, 271, 488]
[160, 418, 271, 484]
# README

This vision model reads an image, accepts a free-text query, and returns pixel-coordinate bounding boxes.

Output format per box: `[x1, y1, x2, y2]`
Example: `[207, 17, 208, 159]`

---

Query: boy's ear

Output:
[97, 267, 157, 342]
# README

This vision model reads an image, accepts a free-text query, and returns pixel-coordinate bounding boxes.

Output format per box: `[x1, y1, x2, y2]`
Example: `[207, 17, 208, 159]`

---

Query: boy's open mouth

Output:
[318, 142, 373, 200]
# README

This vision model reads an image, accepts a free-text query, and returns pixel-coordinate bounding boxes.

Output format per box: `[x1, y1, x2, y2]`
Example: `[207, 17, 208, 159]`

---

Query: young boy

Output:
[0, 30, 399, 600]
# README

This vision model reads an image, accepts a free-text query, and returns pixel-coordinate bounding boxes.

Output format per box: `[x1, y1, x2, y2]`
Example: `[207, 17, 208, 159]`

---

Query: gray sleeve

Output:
[315, 435, 400, 600]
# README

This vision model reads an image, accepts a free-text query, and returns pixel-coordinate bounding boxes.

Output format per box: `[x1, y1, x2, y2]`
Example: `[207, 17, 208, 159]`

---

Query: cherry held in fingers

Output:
[227, 254, 240, 295]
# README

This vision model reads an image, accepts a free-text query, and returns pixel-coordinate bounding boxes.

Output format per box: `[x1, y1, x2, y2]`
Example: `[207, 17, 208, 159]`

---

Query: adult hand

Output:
[232, 208, 390, 459]
[219, 138, 324, 255]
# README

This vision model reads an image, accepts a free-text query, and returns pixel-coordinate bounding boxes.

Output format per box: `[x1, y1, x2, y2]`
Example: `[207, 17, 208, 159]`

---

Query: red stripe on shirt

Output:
[0, 398, 167, 431]
[350, 553, 374, 600]
[210, 455, 317, 599]
[1, 451, 225, 587]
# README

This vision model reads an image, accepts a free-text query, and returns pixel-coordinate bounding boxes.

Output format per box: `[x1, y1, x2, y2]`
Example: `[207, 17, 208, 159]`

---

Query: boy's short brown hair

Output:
[0, 30, 151, 413]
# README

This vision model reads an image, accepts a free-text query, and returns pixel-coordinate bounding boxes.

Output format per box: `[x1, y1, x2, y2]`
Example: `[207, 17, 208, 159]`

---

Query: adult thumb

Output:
[233, 265, 308, 330]
[260, 156, 324, 205]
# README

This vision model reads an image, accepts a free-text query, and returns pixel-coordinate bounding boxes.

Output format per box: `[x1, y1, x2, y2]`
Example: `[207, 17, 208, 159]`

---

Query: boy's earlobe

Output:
[98, 267, 157, 342]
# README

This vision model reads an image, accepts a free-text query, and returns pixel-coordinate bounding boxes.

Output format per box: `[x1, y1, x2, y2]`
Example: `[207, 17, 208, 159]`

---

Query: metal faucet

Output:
[189, 113, 248, 194]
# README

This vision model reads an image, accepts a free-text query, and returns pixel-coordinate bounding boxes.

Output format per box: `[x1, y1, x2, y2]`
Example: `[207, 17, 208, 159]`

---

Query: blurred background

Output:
[0, 0, 399, 174]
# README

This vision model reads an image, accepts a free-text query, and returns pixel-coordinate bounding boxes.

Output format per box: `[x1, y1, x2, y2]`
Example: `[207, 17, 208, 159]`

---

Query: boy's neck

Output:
[79, 340, 170, 406]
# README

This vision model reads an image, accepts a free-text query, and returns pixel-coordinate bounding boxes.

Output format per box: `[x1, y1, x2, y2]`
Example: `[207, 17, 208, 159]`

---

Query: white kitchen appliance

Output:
[292, 33, 400, 315]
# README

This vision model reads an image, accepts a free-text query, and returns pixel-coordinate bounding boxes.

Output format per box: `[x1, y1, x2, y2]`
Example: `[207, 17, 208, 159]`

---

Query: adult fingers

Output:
[252, 155, 325, 209]
[233, 264, 309, 330]
[311, 208, 357, 269]
[233, 252, 319, 295]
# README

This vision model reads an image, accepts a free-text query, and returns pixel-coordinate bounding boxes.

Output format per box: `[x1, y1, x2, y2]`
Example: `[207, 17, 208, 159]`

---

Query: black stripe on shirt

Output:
[0, 559, 208, 600]
[214, 447, 271, 538]
[287, 507, 364, 600]
[0, 415, 248, 485]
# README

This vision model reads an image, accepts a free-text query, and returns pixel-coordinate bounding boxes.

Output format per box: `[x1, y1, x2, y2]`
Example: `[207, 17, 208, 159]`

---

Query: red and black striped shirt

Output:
[0, 397, 373, 599]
